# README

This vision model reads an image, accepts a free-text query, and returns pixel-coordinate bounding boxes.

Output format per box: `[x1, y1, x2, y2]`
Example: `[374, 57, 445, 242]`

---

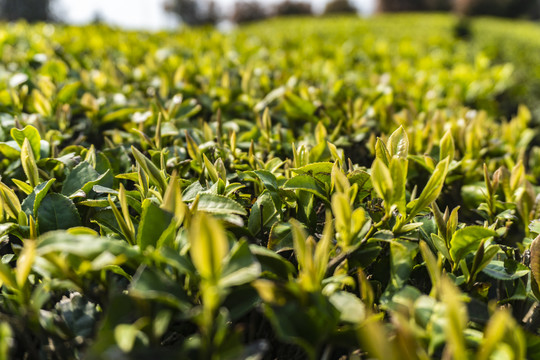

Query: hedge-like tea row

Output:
[0, 14, 540, 359]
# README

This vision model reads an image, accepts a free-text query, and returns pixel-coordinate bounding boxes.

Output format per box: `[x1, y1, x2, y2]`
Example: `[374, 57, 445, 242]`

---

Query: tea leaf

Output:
[189, 213, 228, 283]
[11, 125, 41, 160]
[21, 138, 39, 188]
[450, 226, 497, 264]
[137, 199, 174, 251]
[388, 125, 409, 159]
[37, 194, 81, 234]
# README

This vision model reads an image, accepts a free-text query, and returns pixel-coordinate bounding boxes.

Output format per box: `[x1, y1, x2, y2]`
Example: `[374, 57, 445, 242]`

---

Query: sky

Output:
[55, 0, 376, 30]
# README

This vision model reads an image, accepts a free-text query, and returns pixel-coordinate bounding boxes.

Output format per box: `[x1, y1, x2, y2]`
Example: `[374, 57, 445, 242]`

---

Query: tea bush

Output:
[0, 14, 540, 359]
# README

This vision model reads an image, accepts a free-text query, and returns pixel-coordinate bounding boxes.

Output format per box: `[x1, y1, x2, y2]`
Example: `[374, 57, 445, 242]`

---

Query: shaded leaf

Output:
[37, 194, 81, 234]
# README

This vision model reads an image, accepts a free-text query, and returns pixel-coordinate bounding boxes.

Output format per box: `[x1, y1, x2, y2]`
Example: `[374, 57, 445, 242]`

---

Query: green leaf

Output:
[11, 125, 41, 160]
[21, 138, 39, 188]
[107, 194, 135, 245]
[292, 162, 333, 183]
[441, 278, 468, 359]
[0, 182, 22, 219]
[248, 190, 278, 236]
[37, 194, 81, 234]
[477, 310, 526, 360]
[250, 244, 297, 278]
[220, 240, 261, 288]
[472, 244, 500, 278]
[375, 138, 391, 166]
[37, 232, 140, 261]
[283, 174, 327, 202]
[482, 260, 530, 280]
[0, 261, 16, 289]
[440, 130, 455, 162]
[408, 157, 449, 219]
[530, 220, 540, 235]
[57, 81, 81, 103]
[12, 179, 33, 194]
[254, 170, 282, 213]
[387, 125, 409, 159]
[16, 240, 35, 287]
[129, 266, 190, 311]
[203, 154, 219, 183]
[0, 323, 12, 360]
[329, 291, 366, 324]
[22, 179, 56, 217]
[137, 199, 174, 251]
[189, 213, 228, 283]
[157, 247, 196, 275]
[254, 170, 279, 192]
[54, 293, 98, 338]
[531, 235, 540, 299]
[371, 158, 393, 208]
[61, 161, 108, 197]
[0, 142, 20, 159]
[450, 226, 497, 264]
[197, 193, 247, 216]
[114, 324, 139, 353]
[382, 240, 418, 303]
[331, 161, 350, 194]
[332, 192, 352, 246]
[389, 157, 407, 215]
[268, 222, 294, 252]
[103, 107, 146, 123]
[131, 146, 167, 193]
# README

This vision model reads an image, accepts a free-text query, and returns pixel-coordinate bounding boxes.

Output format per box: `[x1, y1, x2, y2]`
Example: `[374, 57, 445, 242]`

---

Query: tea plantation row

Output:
[0, 14, 540, 359]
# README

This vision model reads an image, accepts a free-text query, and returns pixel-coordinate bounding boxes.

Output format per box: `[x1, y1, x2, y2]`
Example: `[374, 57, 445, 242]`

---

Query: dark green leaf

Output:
[37, 194, 81, 233]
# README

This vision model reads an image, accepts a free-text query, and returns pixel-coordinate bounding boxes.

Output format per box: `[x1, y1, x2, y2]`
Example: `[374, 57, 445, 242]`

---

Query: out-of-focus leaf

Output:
[482, 260, 529, 280]
[0, 322, 12, 360]
[329, 291, 366, 324]
[250, 244, 297, 279]
[16, 239, 36, 288]
[220, 240, 261, 288]
[129, 266, 190, 311]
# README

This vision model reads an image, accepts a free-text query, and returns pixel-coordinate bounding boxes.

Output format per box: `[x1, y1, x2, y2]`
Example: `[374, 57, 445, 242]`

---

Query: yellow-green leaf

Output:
[189, 213, 228, 283]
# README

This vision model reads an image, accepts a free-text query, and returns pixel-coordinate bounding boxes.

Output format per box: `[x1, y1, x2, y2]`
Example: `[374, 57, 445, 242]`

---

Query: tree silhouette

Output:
[232, 1, 268, 24]
[324, 0, 358, 14]
[275, 1, 312, 17]
[0, 0, 54, 22]
[454, 0, 539, 18]
[164, 0, 219, 26]
[376, 0, 426, 12]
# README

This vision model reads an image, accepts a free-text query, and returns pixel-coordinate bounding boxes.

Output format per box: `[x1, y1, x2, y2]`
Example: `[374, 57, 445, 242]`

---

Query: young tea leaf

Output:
[189, 213, 228, 284]
[450, 226, 497, 264]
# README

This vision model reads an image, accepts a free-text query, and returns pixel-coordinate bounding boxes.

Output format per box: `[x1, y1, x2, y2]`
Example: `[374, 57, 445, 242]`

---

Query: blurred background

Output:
[0, 0, 538, 30]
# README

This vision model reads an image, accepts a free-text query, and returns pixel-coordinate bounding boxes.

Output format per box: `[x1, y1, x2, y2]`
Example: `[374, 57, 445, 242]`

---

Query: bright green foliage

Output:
[0, 14, 540, 360]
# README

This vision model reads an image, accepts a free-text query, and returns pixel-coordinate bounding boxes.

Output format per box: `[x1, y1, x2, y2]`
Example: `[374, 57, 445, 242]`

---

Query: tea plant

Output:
[0, 13, 540, 360]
